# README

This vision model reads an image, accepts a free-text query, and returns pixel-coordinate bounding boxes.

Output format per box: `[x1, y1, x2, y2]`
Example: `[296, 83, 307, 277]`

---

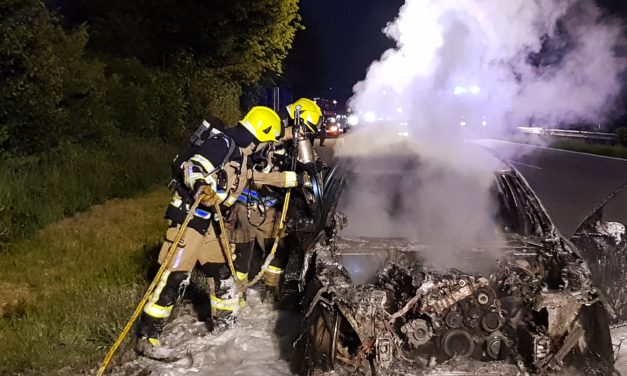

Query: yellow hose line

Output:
[246, 188, 292, 288]
[96, 195, 204, 376]
[213, 203, 238, 283]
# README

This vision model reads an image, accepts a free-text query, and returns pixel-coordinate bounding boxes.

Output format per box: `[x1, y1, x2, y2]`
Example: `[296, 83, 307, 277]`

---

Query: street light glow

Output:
[364, 111, 377, 123]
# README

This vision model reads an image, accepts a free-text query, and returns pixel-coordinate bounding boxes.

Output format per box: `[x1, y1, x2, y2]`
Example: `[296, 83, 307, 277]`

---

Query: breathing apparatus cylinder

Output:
[297, 137, 315, 165]
[189, 118, 226, 147]
[189, 120, 211, 146]
[292, 105, 315, 166]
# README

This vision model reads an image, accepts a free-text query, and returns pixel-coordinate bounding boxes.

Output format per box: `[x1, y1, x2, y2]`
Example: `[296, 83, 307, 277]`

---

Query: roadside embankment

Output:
[0, 137, 177, 248]
[549, 139, 627, 159]
[0, 188, 170, 375]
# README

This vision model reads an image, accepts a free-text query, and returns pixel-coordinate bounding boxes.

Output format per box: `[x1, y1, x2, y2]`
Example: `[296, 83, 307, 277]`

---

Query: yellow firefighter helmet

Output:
[286, 98, 323, 133]
[240, 106, 282, 142]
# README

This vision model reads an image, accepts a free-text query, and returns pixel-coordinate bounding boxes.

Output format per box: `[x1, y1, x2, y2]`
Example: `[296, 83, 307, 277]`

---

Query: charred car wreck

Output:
[571, 184, 627, 326]
[294, 162, 619, 376]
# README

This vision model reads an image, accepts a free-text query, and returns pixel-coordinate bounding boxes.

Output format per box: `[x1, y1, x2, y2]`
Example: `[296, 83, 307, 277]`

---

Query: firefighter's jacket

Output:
[167, 127, 298, 234]
[239, 142, 291, 210]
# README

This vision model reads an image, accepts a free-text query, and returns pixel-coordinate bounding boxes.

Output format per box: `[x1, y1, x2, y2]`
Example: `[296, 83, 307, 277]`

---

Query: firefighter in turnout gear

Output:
[286, 98, 328, 171]
[233, 99, 324, 298]
[286, 98, 323, 136]
[231, 144, 311, 291]
[137, 106, 286, 358]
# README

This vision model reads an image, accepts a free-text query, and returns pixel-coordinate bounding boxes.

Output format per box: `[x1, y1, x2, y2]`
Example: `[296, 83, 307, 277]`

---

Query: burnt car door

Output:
[570, 183, 627, 324]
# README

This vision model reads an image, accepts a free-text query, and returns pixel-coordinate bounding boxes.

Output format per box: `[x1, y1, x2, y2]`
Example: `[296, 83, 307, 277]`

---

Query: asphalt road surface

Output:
[318, 137, 627, 238]
[481, 139, 627, 237]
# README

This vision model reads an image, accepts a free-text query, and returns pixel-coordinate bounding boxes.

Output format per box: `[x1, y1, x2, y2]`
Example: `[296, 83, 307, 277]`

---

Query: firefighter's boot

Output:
[210, 273, 240, 332]
[136, 335, 174, 360]
[233, 241, 254, 310]
[136, 271, 190, 359]
[263, 265, 283, 302]
[136, 313, 164, 357]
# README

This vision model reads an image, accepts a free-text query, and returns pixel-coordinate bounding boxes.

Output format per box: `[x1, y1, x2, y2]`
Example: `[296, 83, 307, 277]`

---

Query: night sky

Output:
[51, 0, 627, 109]
[291, 0, 627, 106]
[288, 0, 405, 104]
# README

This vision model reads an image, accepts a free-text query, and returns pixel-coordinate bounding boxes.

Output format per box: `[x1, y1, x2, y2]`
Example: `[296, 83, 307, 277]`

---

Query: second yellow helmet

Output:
[286, 98, 323, 133]
[240, 106, 282, 143]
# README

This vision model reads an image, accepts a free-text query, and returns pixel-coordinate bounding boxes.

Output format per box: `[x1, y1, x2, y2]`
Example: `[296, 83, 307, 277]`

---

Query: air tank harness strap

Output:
[212, 202, 241, 290]
[240, 185, 279, 227]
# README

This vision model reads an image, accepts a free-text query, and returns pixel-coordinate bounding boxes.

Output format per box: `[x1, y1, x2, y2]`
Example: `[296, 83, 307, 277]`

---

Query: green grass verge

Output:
[0, 136, 178, 248]
[0, 189, 170, 375]
[550, 140, 627, 159]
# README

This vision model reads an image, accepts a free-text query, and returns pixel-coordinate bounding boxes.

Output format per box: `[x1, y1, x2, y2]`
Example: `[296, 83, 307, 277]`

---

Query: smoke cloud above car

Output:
[350, 0, 626, 132]
[337, 0, 626, 271]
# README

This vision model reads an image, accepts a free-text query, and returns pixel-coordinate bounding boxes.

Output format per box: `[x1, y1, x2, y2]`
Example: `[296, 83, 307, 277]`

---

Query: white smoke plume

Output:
[338, 0, 626, 272]
[350, 0, 626, 131]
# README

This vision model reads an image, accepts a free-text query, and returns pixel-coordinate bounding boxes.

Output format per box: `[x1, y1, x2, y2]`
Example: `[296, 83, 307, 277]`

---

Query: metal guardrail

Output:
[518, 127, 618, 144]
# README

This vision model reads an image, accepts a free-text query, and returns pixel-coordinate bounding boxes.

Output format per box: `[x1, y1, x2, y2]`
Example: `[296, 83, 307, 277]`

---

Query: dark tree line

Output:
[71, 0, 301, 84]
[0, 0, 301, 155]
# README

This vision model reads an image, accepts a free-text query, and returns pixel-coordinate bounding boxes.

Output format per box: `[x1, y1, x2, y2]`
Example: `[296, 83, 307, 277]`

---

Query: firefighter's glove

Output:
[296, 173, 313, 188]
[197, 185, 222, 207]
[249, 151, 268, 170]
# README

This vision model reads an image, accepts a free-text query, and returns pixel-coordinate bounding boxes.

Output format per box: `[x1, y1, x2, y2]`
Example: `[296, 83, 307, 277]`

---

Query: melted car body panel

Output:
[571, 184, 627, 325]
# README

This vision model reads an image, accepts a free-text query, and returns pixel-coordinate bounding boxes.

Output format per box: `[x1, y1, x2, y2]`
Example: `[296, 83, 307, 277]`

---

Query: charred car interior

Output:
[290, 152, 620, 376]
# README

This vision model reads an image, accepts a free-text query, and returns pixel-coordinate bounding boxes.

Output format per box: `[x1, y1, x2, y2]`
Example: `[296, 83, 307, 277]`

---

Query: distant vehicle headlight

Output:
[329, 125, 338, 132]
[348, 114, 359, 126]
[460, 121, 467, 127]
[482, 120, 488, 127]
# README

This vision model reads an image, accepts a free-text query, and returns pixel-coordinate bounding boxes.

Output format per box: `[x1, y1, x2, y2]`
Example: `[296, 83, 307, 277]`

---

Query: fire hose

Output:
[96, 195, 205, 376]
[245, 188, 292, 288]
[244, 105, 302, 288]
[96, 193, 241, 376]
[212, 202, 239, 287]
[96, 184, 291, 374]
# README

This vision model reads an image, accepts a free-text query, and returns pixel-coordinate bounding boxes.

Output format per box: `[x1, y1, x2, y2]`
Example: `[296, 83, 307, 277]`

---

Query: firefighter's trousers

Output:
[139, 222, 238, 339]
[231, 203, 289, 287]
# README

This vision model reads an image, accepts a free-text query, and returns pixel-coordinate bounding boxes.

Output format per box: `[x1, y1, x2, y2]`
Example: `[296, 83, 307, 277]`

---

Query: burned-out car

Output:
[294, 152, 620, 376]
